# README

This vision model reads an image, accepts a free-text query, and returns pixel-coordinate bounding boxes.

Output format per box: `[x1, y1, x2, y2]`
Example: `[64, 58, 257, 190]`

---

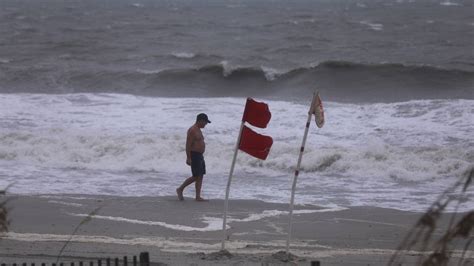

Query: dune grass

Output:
[389, 167, 473, 266]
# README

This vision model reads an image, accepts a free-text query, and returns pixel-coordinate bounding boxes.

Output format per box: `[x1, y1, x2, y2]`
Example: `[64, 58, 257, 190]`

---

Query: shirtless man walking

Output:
[176, 113, 211, 201]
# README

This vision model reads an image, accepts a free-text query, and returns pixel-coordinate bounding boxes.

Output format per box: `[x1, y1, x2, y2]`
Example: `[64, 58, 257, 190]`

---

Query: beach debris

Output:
[261, 250, 302, 265]
[0, 185, 12, 233]
[272, 251, 298, 261]
[199, 249, 234, 260]
[0, 198, 8, 233]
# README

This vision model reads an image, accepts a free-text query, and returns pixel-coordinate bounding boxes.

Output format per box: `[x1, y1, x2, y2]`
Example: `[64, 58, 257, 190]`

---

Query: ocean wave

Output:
[0, 130, 471, 183]
[1, 61, 472, 101]
[0, 94, 472, 183]
[0, 94, 472, 211]
[153, 60, 474, 81]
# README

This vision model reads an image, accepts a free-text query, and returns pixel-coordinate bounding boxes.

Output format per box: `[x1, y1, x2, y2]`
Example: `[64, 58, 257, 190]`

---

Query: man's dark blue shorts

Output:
[191, 151, 206, 177]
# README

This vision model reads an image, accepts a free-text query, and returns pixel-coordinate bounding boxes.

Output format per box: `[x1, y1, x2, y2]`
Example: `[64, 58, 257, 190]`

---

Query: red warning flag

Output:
[242, 98, 272, 129]
[239, 126, 273, 160]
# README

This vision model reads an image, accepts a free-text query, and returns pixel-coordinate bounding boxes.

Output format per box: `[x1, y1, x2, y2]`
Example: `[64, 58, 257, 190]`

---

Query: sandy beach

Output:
[1, 194, 469, 265]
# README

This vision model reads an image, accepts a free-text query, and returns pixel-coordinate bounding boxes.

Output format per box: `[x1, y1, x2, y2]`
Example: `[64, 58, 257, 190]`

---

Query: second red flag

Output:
[239, 126, 273, 160]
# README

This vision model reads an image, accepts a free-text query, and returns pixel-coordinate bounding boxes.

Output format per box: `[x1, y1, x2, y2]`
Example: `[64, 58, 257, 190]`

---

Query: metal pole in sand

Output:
[221, 121, 245, 250]
[286, 92, 317, 256]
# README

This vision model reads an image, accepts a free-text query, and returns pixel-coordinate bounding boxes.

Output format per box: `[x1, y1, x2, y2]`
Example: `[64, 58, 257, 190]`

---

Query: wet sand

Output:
[0, 194, 469, 265]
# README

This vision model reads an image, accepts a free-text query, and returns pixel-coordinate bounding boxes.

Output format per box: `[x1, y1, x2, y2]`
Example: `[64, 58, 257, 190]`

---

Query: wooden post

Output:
[132, 256, 137, 266]
[97, 259, 101, 266]
[89, 261, 93, 266]
[139, 252, 149, 266]
[106, 258, 110, 266]
[123, 256, 128, 266]
[114, 258, 118, 266]
[79, 262, 83, 266]
[71, 263, 74, 266]
[221, 121, 245, 250]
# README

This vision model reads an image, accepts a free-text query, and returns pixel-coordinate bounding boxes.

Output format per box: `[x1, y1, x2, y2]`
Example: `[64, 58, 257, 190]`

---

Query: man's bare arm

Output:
[185, 127, 195, 164]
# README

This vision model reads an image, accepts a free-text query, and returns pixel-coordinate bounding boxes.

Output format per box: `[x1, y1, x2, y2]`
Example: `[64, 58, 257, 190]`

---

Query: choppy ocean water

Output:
[0, 94, 472, 211]
[0, 0, 473, 212]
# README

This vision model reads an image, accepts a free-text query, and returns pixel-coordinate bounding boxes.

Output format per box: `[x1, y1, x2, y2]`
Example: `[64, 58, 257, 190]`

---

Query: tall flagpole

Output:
[221, 121, 245, 250]
[286, 92, 317, 256]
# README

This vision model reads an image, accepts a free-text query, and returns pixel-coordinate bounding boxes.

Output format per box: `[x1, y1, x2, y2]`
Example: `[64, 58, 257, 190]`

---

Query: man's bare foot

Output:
[195, 197, 208, 202]
[176, 188, 184, 201]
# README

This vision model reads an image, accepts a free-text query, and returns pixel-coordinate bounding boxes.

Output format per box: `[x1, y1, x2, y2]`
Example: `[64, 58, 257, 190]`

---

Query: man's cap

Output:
[197, 113, 211, 123]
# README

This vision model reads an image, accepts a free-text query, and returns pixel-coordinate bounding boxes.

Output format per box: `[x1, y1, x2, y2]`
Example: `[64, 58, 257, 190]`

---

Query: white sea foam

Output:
[228, 207, 346, 223]
[360, 21, 384, 31]
[49, 200, 83, 207]
[70, 213, 222, 231]
[219, 62, 282, 80]
[4, 232, 470, 258]
[261, 66, 283, 81]
[0, 94, 472, 211]
[171, 52, 196, 59]
[220, 60, 234, 77]
[288, 19, 315, 25]
[39, 195, 94, 200]
[2, 232, 225, 250]
[69, 207, 344, 231]
[136, 68, 162, 74]
[0, 232, 335, 255]
[440, 1, 460, 6]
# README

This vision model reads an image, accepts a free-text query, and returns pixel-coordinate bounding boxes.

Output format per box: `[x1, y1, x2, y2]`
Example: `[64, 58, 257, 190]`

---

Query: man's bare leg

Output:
[195, 176, 207, 201]
[177, 176, 197, 201]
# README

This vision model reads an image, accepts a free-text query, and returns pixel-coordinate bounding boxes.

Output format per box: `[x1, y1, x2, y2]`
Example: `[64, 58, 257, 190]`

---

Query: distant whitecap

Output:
[136, 68, 162, 74]
[360, 21, 384, 31]
[171, 52, 196, 59]
[440, 1, 460, 6]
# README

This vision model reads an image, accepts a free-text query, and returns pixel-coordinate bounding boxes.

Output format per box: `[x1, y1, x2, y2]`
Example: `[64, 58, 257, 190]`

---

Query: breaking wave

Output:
[1, 61, 472, 102]
[0, 94, 472, 184]
[0, 130, 471, 183]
